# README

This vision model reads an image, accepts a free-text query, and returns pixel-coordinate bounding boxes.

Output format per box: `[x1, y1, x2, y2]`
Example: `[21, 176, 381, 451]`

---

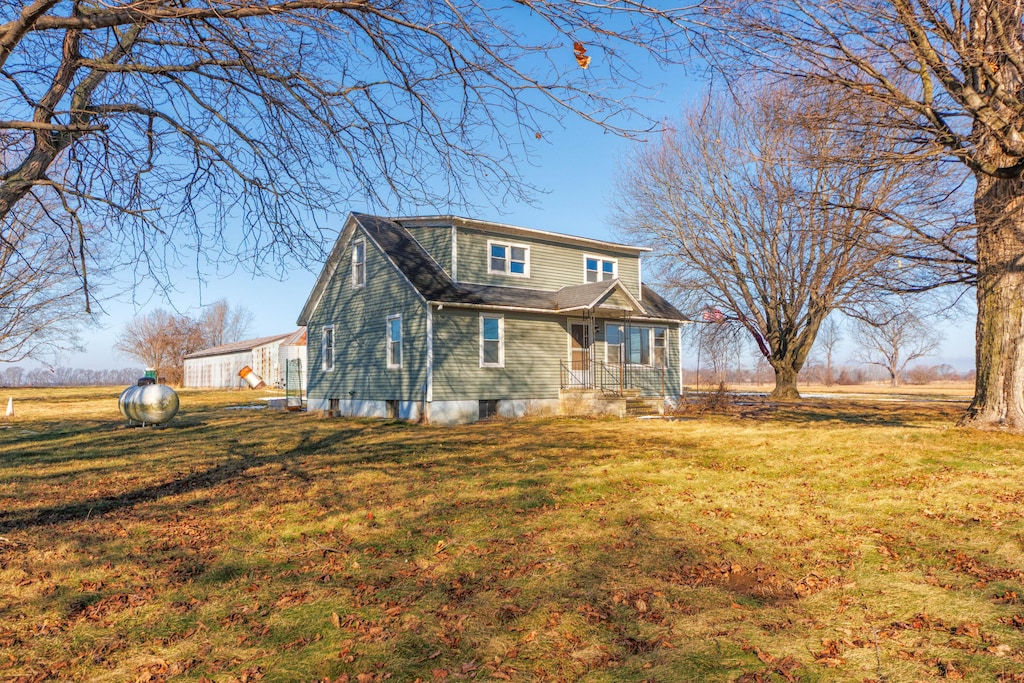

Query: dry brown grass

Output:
[2, 387, 1024, 682]
[734, 380, 975, 398]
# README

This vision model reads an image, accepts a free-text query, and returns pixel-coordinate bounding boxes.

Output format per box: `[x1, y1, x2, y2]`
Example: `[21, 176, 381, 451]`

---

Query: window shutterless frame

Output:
[386, 314, 402, 369]
[352, 239, 366, 288]
[479, 314, 504, 367]
[487, 240, 530, 277]
[322, 325, 335, 371]
[584, 255, 617, 283]
[605, 323, 666, 367]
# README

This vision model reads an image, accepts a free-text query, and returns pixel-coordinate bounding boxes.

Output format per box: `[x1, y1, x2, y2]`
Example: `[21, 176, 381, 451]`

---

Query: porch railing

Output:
[561, 360, 666, 397]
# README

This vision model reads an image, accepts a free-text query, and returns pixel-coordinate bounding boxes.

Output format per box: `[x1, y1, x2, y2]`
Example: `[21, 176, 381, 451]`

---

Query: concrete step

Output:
[625, 397, 662, 416]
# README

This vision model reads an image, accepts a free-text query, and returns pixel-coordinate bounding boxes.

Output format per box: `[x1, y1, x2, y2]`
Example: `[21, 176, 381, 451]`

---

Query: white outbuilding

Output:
[183, 331, 303, 389]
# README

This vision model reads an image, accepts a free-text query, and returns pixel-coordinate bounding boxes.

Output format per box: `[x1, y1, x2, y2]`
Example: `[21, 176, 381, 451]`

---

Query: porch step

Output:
[625, 397, 662, 417]
[560, 388, 663, 418]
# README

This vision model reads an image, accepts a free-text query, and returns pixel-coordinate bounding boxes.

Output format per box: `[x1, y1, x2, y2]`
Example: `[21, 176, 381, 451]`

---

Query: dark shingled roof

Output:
[354, 213, 687, 321]
[295, 213, 687, 324]
[639, 285, 686, 321]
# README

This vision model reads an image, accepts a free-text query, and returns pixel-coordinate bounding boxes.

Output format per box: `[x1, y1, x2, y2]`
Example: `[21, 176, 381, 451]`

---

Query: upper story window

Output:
[352, 240, 366, 288]
[386, 314, 402, 369]
[585, 256, 616, 283]
[488, 241, 529, 277]
[322, 325, 335, 371]
[480, 314, 504, 368]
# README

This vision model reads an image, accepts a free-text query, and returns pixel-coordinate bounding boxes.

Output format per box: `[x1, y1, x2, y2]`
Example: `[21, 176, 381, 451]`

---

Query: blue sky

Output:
[43, 66, 977, 374]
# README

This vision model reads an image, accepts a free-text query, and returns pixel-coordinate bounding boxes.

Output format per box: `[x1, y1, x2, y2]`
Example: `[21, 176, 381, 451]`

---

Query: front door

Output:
[569, 322, 592, 387]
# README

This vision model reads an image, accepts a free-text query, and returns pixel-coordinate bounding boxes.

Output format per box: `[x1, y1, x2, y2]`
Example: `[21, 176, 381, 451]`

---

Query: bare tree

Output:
[0, 200, 96, 362]
[693, 318, 747, 388]
[614, 84, 936, 399]
[114, 309, 204, 384]
[815, 317, 844, 387]
[198, 299, 253, 348]
[0, 1, 687, 301]
[1, 366, 23, 386]
[700, 0, 1024, 427]
[855, 309, 942, 387]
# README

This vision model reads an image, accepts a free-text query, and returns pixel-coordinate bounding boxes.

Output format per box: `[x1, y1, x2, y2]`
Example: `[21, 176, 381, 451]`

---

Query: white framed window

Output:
[322, 325, 335, 371]
[480, 314, 504, 368]
[386, 314, 402, 369]
[606, 323, 666, 366]
[488, 241, 529, 277]
[653, 327, 668, 368]
[585, 256, 617, 283]
[606, 323, 623, 364]
[352, 239, 366, 288]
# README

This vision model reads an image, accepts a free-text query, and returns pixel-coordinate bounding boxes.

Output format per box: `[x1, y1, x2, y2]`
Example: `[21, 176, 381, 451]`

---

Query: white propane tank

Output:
[119, 383, 179, 425]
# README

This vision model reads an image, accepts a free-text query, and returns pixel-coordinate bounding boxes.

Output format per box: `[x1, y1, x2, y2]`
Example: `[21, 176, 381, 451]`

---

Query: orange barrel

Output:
[239, 365, 266, 389]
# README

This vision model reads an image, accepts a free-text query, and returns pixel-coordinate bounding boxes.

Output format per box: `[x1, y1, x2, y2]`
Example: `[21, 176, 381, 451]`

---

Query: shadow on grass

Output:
[0, 426, 370, 533]
[0, 414, 628, 534]
[683, 396, 967, 428]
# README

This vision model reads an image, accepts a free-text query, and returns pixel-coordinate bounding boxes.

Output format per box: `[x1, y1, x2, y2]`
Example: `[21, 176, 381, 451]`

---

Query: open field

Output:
[694, 381, 976, 400]
[2, 387, 1024, 681]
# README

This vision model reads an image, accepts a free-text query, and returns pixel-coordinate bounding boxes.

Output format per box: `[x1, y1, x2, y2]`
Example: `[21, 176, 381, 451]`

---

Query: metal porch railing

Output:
[561, 360, 666, 397]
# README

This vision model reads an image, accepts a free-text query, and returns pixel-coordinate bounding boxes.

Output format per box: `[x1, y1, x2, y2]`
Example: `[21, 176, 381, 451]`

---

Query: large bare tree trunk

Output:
[961, 169, 1024, 430]
[770, 362, 801, 400]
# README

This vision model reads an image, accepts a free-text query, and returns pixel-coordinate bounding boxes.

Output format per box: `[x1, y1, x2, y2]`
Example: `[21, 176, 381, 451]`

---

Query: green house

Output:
[297, 213, 689, 424]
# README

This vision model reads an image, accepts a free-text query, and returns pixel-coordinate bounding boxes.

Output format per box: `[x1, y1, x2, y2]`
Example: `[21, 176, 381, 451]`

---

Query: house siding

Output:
[307, 227, 429, 407]
[404, 225, 452, 277]
[454, 226, 642, 299]
[432, 308, 566, 402]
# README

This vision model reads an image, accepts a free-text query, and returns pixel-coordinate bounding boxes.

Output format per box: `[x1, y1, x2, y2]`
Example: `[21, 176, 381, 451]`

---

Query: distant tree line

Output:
[687, 311, 963, 389]
[0, 366, 142, 387]
[686, 361, 972, 390]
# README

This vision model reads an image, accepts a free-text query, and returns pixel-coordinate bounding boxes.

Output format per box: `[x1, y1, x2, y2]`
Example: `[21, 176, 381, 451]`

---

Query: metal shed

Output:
[183, 332, 295, 389]
[277, 327, 308, 391]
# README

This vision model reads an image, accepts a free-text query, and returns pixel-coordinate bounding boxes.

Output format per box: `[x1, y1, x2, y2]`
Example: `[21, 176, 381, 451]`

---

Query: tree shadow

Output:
[680, 395, 967, 427]
[0, 426, 368, 533]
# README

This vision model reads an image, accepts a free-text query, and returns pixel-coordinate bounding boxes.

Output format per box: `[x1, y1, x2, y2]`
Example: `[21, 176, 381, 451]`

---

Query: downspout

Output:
[423, 303, 434, 424]
[678, 325, 684, 403]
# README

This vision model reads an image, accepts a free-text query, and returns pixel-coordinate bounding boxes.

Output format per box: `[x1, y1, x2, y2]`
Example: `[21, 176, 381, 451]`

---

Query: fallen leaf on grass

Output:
[1000, 614, 1024, 629]
[813, 638, 846, 667]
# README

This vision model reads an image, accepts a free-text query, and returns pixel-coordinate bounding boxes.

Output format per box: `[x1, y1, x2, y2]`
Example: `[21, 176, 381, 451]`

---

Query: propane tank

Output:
[119, 383, 179, 425]
[239, 365, 266, 389]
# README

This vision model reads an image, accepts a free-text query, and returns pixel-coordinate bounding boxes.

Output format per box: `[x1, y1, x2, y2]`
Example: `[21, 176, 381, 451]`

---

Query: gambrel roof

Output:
[297, 213, 688, 325]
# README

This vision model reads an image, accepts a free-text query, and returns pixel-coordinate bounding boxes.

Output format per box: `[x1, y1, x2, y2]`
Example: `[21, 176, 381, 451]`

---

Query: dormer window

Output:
[585, 256, 616, 283]
[488, 241, 529, 277]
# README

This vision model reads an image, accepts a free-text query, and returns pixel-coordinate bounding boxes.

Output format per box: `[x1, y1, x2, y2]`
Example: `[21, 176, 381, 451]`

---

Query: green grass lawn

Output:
[2, 387, 1024, 681]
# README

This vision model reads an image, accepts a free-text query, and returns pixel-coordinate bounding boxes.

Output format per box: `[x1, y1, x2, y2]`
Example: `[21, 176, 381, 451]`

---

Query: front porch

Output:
[559, 360, 668, 417]
[559, 359, 670, 398]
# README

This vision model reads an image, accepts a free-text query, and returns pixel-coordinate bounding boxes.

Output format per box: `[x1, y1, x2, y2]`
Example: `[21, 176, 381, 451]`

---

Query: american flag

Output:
[702, 307, 727, 323]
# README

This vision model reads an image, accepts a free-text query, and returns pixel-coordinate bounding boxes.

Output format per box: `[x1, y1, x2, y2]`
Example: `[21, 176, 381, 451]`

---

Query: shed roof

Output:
[184, 332, 294, 360]
[279, 327, 307, 347]
[297, 213, 689, 325]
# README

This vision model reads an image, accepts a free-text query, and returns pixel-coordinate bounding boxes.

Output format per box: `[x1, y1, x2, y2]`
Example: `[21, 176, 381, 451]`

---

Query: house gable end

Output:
[298, 213, 432, 326]
[297, 214, 361, 326]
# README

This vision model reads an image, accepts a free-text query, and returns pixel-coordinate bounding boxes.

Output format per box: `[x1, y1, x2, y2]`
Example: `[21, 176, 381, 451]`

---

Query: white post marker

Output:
[5, 397, 12, 418]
